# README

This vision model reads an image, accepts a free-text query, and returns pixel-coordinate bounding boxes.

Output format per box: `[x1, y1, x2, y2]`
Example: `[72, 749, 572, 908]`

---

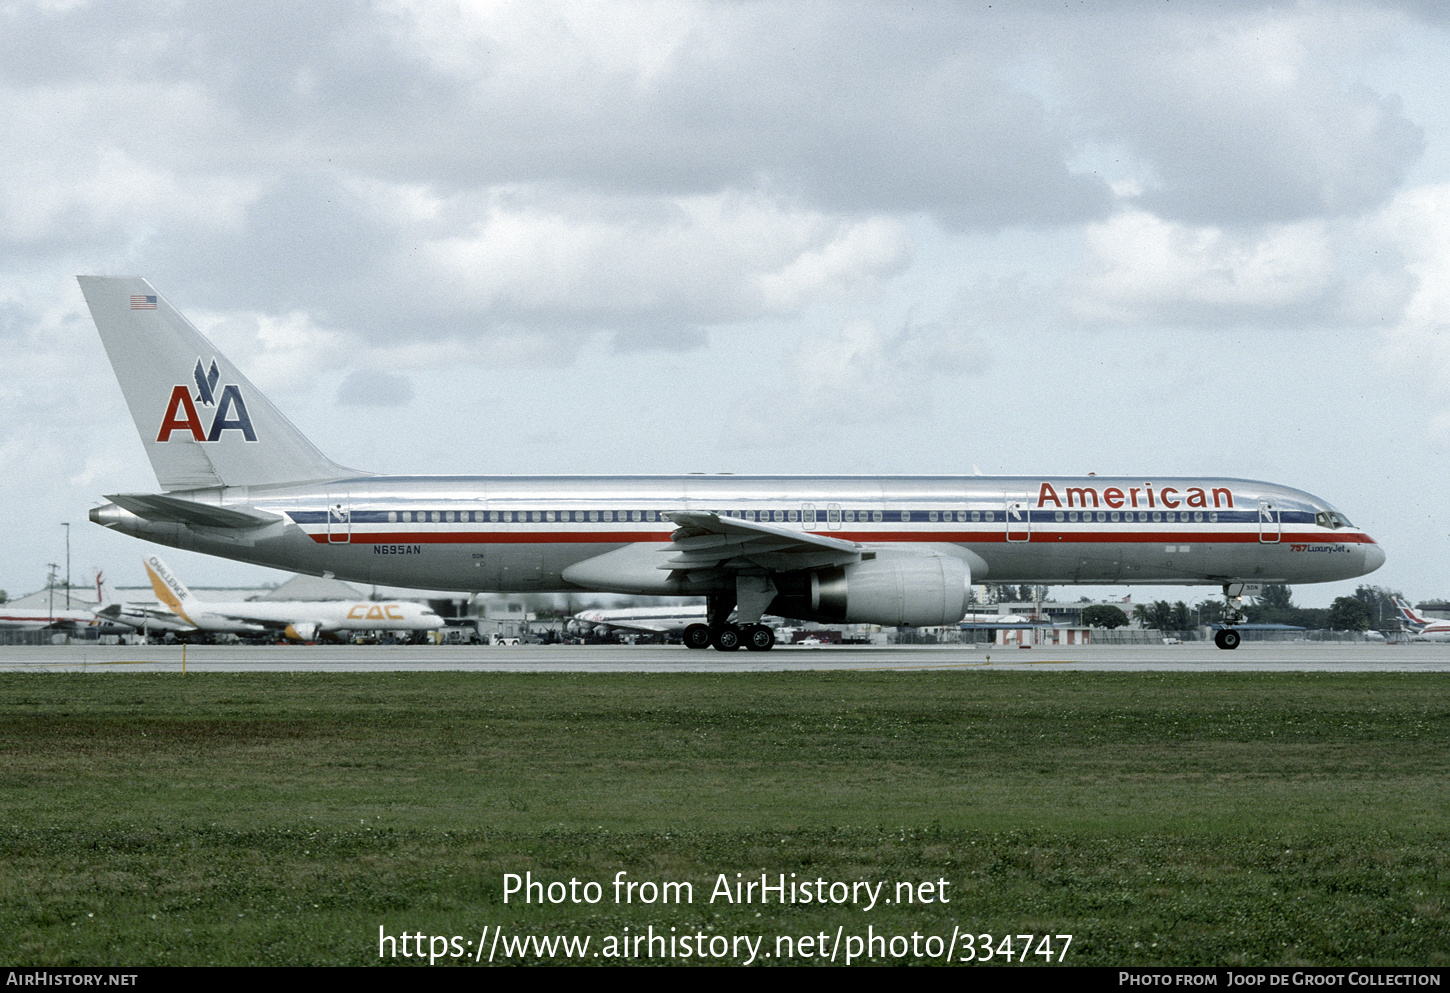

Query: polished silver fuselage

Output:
[91, 474, 1384, 595]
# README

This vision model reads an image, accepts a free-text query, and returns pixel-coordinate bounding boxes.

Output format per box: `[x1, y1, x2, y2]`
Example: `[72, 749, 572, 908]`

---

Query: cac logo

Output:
[156, 358, 257, 442]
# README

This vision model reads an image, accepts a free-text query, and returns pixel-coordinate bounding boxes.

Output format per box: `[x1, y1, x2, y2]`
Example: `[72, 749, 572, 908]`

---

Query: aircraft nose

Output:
[1362, 541, 1385, 575]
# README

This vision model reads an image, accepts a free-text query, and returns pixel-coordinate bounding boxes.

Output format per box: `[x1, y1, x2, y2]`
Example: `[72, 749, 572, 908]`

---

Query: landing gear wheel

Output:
[1214, 628, 1241, 650]
[743, 624, 776, 652]
[711, 625, 742, 652]
[683, 624, 712, 650]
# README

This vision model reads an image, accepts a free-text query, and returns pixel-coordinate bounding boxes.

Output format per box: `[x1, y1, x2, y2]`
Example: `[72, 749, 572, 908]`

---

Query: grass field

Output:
[0, 670, 1445, 966]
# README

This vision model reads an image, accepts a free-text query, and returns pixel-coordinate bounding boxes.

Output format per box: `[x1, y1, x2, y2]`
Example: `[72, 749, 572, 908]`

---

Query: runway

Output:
[2, 641, 1448, 672]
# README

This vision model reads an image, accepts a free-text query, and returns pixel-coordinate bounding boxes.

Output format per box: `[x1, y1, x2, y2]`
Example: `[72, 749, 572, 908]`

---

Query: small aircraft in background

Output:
[1393, 599, 1450, 642]
[110, 554, 445, 642]
[567, 605, 710, 641]
[1, 572, 115, 632]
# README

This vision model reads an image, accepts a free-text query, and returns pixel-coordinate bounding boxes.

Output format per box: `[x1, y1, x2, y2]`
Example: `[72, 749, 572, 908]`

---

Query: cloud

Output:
[336, 369, 415, 407]
[1367, 182, 1450, 436]
[724, 315, 993, 448]
[1055, 5, 1423, 224]
[421, 189, 912, 327]
[1070, 210, 1342, 324]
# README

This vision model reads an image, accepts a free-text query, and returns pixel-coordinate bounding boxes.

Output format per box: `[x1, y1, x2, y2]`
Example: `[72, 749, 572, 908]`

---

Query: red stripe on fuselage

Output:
[308, 529, 1376, 546]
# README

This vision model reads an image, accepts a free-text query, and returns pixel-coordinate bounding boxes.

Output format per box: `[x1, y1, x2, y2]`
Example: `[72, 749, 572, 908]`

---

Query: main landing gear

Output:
[681, 591, 777, 652]
[1213, 582, 1248, 650]
[682, 621, 776, 652]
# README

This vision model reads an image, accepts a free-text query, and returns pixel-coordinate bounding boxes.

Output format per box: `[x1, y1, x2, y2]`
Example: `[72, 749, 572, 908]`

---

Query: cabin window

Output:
[431, 511, 441, 523]
[1096, 511, 1106, 523]
[388, 511, 397, 523]
[984, 511, 995, 522]
[445, 511, 455, 523]
[1209, 512, 1218, 523]
[530, 511, 541, 523]
[1152, 512, 1161, 522]
[1110, 512, 1120, 522]
[647, 510, 657, 522]
[545, 511, 555, 522]
[929, 511, 939, 522]
[900, 511, 911, 523]
[1055, 511, 1065, 522]
[971, 511, 981, 522]
[1194, 511, 1204, 523]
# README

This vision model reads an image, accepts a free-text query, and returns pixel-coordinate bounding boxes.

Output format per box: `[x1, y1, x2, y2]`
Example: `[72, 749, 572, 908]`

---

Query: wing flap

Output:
[660, 511, 862, 572]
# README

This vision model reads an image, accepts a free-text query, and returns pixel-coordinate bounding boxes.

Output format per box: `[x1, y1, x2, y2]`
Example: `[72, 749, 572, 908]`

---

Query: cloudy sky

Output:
[2, 0, 1447, 608]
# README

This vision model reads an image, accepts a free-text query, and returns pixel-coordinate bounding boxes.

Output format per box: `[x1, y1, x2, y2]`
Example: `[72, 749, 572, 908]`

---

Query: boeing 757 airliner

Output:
[79, 277, 1384, 651]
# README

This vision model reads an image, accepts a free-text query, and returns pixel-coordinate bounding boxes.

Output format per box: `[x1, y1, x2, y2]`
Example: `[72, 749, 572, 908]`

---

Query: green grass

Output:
[0, 671, 1446, 965]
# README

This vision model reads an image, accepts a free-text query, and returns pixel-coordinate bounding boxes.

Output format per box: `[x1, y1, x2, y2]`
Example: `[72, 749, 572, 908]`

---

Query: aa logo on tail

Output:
[156, 357, 257, 442]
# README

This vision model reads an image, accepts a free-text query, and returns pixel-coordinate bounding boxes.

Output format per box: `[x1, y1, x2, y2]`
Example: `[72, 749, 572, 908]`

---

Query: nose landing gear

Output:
[1213, 627, 1241, 650]
[1213, 583, 1249, 650]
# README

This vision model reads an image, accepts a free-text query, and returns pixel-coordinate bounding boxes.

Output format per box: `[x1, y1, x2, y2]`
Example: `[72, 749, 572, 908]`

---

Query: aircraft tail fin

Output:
[77, 276, 358, 491]
[94, 570, 118, 607]
[1394, 598, 1429, 629]
[143, 555, 197, 624]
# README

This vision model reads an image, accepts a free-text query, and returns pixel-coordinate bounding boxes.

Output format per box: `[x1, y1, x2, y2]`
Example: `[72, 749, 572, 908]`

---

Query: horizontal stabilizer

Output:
[107, 493, 282, 529]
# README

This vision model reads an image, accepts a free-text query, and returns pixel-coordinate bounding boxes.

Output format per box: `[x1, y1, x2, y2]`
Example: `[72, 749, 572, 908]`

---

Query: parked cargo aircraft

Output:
[1393, 599, 1450, 642]
[111, 554, 444, 642]
[79, 277, 1385, 651]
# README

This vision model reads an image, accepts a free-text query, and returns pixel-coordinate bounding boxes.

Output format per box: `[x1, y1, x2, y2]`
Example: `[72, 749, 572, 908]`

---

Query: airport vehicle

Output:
[1393, 599, 1450, 642]
[124, 554, 444, 642]
[79, 277, 1385, 651]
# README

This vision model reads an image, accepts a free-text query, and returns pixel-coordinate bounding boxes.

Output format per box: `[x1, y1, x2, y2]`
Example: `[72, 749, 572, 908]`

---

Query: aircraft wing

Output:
[105, 493, 282, 530]
[659, 511, 863, 572]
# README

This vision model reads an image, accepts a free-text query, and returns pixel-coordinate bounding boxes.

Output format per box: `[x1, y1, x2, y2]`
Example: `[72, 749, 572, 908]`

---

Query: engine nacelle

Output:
[284, 622, 319, 642]
[767, 555, 969, 627]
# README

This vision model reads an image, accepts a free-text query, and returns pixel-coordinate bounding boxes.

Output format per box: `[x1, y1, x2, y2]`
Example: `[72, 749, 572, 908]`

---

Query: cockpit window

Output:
[1316, 511, 1353, 530]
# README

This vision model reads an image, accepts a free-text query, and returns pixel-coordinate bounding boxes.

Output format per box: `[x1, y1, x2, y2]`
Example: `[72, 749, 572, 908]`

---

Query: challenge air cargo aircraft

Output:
[118, 554, 444, 642]
[79, 277, 1385, 652]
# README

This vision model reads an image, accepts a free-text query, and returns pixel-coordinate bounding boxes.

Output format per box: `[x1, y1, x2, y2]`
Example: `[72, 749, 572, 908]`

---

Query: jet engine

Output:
[284, 622, 320, 642]
[767, 555, 969, 627]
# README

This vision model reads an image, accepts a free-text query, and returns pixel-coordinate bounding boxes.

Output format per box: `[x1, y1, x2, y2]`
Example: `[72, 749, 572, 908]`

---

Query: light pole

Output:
[61, 522, 70, 609]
